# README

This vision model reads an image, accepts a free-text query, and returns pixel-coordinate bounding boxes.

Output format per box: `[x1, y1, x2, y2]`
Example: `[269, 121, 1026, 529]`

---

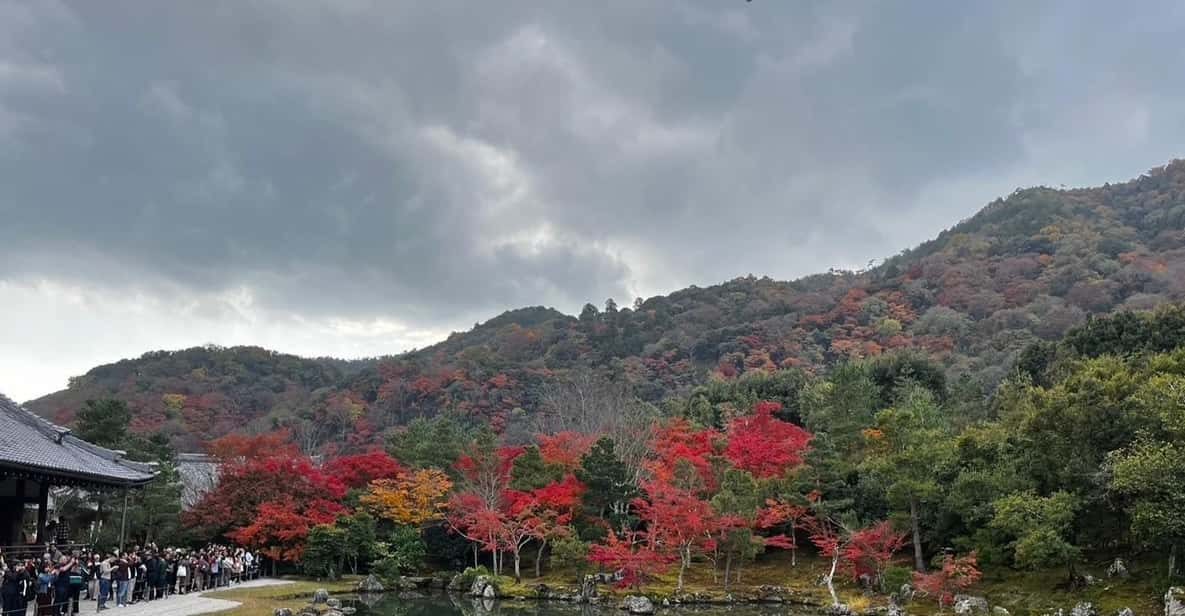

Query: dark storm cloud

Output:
[2, 0, 1185, 326]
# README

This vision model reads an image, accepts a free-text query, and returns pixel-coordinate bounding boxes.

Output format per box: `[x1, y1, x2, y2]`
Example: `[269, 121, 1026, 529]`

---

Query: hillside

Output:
[26, 160, 1185, 452]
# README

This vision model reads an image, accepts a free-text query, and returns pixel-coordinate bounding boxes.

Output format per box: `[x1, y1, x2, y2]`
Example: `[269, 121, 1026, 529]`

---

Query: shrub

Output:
[881, 565, 912, 595]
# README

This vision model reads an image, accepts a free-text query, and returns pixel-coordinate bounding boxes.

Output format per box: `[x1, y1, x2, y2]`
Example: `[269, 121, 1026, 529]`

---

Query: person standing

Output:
[209, 553, 220, 588]
[54, 518, 70, 546]
[52, 555, 76, 616]
[66, 556, 83, 616]
[83, 555, 94, 601]
[114, 555, 130, 608]
[35, 562, 54, 616]
[97, 554, 113, 611]
[175, 557, 188, 596]
[1, 560, 29, 616]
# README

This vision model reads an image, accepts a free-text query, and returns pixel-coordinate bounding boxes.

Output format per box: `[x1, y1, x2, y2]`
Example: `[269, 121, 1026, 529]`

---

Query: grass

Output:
[205, 577, 360, 616]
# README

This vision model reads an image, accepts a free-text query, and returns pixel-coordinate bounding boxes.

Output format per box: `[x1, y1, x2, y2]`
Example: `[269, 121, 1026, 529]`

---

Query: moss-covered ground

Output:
[208, 577, 360, 616]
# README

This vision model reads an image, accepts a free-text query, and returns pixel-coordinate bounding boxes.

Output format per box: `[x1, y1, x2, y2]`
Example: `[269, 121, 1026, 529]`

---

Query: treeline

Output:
[31, 160, 1185, 454]
[137, 305, 1181, 603]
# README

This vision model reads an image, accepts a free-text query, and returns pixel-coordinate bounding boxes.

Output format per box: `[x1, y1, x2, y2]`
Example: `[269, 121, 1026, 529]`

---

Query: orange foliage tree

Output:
[360, 468, 453, 526]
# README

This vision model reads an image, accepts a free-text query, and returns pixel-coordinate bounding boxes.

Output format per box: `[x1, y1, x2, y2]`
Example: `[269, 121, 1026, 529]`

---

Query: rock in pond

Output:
[1167, 587, 1185, 616]
[469, 575, 494, 597]
[826, 604, 854, 616]
[273, 610, 294, 616]
[358, 574, 385, 594]
[621, 596, 656, 614]
[312, 588, 331, 605]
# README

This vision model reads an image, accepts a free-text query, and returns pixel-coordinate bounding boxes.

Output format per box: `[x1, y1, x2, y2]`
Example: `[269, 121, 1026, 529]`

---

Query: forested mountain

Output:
[26, 160, 1185, 452]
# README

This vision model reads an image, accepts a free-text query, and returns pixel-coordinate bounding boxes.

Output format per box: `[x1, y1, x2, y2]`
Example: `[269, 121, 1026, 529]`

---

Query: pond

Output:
[335, 593, 826, 616]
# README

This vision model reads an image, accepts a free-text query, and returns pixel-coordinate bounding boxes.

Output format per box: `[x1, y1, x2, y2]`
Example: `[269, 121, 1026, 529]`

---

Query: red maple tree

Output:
[635, 479, 717, 592]
[724, 401, 813, 479]
[588, 529, 674, 590]
[913, 552, 982, 609]
[185, 434, 347, 539]
[537, 432, 596, 472]
[323, 451, 405, 489]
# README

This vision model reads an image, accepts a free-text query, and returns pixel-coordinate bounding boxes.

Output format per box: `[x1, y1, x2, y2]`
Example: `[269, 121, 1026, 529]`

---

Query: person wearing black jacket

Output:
[52, 555, 76, 616]
[1, 561, 30, 616]
[145, 553, 162, 601]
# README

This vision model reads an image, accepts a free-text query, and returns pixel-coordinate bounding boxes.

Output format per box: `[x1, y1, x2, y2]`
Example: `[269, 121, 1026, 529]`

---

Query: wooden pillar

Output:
[12, 479, 26, 545]
[119, 488, 129, 552]
[35, 480, 49, 544]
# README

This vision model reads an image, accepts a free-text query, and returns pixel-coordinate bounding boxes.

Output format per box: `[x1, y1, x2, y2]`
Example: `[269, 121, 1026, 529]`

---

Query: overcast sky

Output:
[2, 1, 1184, 402]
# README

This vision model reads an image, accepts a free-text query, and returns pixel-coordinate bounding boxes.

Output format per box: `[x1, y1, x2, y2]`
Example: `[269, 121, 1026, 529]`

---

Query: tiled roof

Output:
[0, 393, 156, 487]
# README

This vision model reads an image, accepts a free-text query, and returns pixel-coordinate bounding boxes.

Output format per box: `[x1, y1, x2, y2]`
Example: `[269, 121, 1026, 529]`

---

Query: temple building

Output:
[0, 393, 155, 554]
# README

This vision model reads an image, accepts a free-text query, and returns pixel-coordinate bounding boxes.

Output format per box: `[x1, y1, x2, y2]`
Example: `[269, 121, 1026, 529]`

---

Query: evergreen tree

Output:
[575, 437, 636, 532]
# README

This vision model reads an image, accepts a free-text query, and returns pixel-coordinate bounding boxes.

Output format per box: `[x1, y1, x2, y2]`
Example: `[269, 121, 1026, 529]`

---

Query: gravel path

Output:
[61, 578, 295, 616]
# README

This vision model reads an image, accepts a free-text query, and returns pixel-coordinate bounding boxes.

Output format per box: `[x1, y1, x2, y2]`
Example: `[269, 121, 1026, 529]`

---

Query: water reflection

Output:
[344, 592, 825, 616]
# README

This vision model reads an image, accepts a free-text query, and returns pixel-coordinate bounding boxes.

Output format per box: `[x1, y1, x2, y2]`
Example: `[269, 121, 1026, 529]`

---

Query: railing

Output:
[0, 542, 92, 561]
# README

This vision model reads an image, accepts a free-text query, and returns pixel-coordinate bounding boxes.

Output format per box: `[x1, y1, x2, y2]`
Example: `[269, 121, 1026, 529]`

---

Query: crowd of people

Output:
[0, 543, 259, 615]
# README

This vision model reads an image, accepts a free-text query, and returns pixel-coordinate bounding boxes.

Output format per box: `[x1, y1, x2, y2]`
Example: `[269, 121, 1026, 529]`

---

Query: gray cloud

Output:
[2, 0, 1185, 398]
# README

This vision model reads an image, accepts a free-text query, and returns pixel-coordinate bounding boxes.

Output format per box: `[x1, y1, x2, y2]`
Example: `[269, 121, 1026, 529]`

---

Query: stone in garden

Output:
[326, 598, 342, 609]
[621, 596, 656, 614]
[312, 588, 330, 604]
[1107, 559, 1129, 579]
[1115, 608, 1133, 616]
[1166, 587, 1185, 616]
[483, 583, 498, 599]
[470, 575, 493, 597]
[993, 607, 1011, 616]
[954, 595, 990, 616]
[274, 610, 294, 616]
[1071, 602, 1098, 616]
[580, 575, 599, 603]
[358, 574, 385, 593]
[826, 603, 854, 616]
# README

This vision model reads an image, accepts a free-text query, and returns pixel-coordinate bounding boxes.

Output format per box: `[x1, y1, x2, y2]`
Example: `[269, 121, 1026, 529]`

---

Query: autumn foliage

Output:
[323, 451, 405, 490]
[360, 468, 453, 526]
[588, 529, 674, 590]
[724, 401, 813, 478]
[913, 552, 983, 608]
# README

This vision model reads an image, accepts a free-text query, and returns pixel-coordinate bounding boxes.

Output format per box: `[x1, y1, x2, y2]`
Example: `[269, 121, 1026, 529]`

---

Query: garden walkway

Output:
[70, 578, 294, 616]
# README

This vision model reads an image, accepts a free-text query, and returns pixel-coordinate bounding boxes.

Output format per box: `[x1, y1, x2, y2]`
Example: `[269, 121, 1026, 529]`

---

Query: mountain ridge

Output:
[25, 159, 1185, 451]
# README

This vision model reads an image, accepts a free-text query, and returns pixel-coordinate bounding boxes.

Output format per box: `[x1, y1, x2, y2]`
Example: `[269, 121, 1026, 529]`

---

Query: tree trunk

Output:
[676, 547, 689, 593]
[825, 550, 841, 607]
[910, 498, 926, 571]
[1169, 544, 1177, 579]
[473, 544, 479, 569]
[723, 551, 733, 591]
[514, 551, 521, 582]
[535, 541, 546, 578]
